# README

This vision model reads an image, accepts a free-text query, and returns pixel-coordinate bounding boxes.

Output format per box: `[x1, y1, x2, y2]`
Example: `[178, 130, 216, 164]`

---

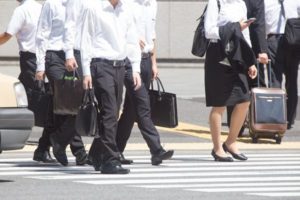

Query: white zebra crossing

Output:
[0, 153, 300, 198]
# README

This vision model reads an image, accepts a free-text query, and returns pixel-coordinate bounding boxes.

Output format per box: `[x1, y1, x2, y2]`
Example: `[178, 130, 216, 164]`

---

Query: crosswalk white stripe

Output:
[0, 166, 94, 171]
[76, 176, 300, 185]
[132, 157, 300, 163]
[8, 165, 299, 173]
[2, 161, 300, 169]
[0, 171, 65, 176]
[124, 154, 300, 159]
[247, 192, 300, 197]
[133, 182, 300, 189]
[187, 187, 300, 192]
[1, 153, 299, 162]
[27, 170, 300, 180]
[129, 161, 300, 167]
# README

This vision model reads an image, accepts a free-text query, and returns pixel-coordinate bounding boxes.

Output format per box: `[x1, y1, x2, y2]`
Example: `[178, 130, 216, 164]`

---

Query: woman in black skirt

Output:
[204, 0, 257, 161]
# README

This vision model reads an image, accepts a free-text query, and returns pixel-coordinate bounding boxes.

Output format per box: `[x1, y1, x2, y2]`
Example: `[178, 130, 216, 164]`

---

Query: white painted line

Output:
[28, 170, 300, 180]
[76, 177, 300, 185]
[8, 165, 300, 173]
[247, 192, 300, 197]
[136, 161, 300, 168]
[133, 182, 300, 189]
[187, 187, 300, 192]
[0, 171, 65, 176]
[124, 154, 300, 159]
[0, 166, 94, 171]
[130, 165, 300, 172]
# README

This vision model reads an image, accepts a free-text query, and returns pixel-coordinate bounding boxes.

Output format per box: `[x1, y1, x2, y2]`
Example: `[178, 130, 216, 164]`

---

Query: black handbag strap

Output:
[200, 0, 220, 20]
[150, 77, 165, 94]
[82, 89, 97, 106]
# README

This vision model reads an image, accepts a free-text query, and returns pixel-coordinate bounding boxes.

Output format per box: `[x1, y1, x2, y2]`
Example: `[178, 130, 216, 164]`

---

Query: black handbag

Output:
[284, 18, 300, 49]
[53, 70, 84, 115]
[75, 89, 98, 136]
[149, 78, 178, 128]
[27, 80, 51, 127]
[191, 0, 220, 57]
[191, 6, 209, 57]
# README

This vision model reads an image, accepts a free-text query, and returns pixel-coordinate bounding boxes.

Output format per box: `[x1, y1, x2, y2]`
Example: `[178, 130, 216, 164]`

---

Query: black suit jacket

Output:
[243, 0, 268, 57]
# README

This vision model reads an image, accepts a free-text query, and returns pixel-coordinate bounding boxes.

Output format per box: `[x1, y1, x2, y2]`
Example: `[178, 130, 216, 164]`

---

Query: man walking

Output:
[0, 0, 55, 163]
[81, 0, 142, 174]
[264, 0, 300, 129]
[35, 0, 87, 166]
[116, 0, 174, 166]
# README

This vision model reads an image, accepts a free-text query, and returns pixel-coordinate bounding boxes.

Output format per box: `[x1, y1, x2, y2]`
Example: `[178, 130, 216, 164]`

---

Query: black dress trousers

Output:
[116, 56, 163, 155]
[90, 59, 126, 163]
[45, 50, 85, 153]
[19, 51, 51, 151]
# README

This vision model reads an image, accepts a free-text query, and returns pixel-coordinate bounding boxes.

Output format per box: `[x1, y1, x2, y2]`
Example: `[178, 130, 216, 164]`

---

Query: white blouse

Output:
[204, 0, 251, 46]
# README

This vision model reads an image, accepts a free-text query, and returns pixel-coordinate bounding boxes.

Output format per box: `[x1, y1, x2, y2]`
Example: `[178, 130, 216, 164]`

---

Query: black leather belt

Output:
[74, 49, 80, 54]
[91, 58, 126, 67]
[267, 33, 284, 39]
[141, 52, 153, 59]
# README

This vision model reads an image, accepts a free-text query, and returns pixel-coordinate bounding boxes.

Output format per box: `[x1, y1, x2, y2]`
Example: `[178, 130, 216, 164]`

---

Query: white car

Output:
[0, 73, 34, 153]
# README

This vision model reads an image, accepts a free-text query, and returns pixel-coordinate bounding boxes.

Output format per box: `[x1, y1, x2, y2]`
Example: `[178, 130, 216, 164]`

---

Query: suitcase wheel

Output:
[275, 135, 282, 144]
[252, 137, 258, 143]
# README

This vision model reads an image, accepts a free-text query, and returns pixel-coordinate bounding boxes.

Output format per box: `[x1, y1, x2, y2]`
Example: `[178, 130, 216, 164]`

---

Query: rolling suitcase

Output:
[248, 61, 287, 144]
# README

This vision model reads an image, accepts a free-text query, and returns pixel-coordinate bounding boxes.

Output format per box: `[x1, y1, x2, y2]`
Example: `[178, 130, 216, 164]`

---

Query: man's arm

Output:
[0, 32, 12, 45]
[248, 0, 268, 63]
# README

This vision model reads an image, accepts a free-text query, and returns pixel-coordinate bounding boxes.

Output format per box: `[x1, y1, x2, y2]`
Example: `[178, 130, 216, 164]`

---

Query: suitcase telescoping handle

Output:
[257, 59, 272, 88]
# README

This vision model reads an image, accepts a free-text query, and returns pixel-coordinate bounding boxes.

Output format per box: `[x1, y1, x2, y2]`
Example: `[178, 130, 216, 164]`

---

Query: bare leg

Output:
[209, 106, 226, 156]
[225, 101, 250, 153]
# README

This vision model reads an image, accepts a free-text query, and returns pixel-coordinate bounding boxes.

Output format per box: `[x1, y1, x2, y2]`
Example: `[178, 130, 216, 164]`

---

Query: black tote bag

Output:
[53, 70, 84, 115]
[27, 81, 51, 127]
[149, 78, 178, 128]
[75, 89, 98, 136]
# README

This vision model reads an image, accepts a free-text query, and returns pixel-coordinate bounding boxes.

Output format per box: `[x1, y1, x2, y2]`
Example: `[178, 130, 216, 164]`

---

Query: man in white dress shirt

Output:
[264, 0, 300, 129]
[80, 0, 142, 174]
[35, 0, 87, 166]
[116, 0, 174, 166]
[0, 0, 56, 163]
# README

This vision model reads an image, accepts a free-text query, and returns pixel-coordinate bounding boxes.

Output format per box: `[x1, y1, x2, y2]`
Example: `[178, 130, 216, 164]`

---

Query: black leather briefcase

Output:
[149, 78, 178, 128]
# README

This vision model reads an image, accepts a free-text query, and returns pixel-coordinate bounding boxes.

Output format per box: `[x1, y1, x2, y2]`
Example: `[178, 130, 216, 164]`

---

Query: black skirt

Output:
[204, 42, 250, 107]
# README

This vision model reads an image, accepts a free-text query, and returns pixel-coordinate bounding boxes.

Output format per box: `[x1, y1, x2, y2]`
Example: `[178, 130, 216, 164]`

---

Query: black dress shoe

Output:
[151, 149, 174, 166]
[211, 150, 233, 162]
[119, 153, 133, 165]
[222, 143, 248, 161]
[75, 149, 88, 166]
[101, 161, 130, 174]
[50, 136, 68, 166]
[33, 148, 56, 163]
[89, 155, 102, 171]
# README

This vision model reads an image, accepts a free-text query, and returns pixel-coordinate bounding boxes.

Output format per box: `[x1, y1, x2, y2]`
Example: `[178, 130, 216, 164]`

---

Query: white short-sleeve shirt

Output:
[6, 0, 42, 53]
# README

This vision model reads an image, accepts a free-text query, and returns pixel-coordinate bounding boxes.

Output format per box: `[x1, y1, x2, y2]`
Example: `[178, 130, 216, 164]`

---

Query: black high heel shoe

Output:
[211, 150, 233, 162]
[222, 143, 248, 161]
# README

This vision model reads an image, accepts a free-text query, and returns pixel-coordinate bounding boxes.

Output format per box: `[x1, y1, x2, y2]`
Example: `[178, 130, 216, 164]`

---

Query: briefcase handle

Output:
[61, 69, 81, 87]
[150, 77, 166, 92]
